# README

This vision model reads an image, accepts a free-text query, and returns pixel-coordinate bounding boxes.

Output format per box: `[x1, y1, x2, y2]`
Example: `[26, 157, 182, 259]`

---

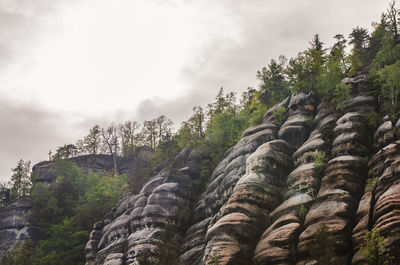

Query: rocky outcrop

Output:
[4, 76, 398, 264]
[252, 101, 337, 265]
[0, 147, 154, 261]
[84, 146, 212, 265]
[180, 92, 317, 265]
[351, 117, 400, 265]
[0, 198, 41, 259]
[87, 79, 400, 265]
[296, 84, 376, 264]
[33, 146, 154, 192]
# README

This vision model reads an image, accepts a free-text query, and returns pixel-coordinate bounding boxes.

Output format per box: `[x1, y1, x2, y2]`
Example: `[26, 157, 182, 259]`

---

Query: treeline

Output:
[256, 0, 400, 117]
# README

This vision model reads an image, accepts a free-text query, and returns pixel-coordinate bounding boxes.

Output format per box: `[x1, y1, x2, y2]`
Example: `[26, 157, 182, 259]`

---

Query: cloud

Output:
[0, 0, 391, 180]
[0, 97, 63, 180]
[132, 0, 388, 125]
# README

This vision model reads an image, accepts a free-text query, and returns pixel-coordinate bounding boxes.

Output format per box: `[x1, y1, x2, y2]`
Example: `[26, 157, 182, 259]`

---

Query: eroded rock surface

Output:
[296, 90, 375, 264]
[0, 198, 41, 259]
[252, 101, 337, 265]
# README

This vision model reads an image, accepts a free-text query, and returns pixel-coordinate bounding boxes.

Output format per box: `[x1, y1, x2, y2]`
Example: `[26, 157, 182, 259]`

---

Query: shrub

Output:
[361, 228, 394, 265]
[314, 152, 329, 173]
[298, 204, 308, 224]
[273, 106, 287, 123]
[365, 177, 378, 192]
[364, 111, 380, 129]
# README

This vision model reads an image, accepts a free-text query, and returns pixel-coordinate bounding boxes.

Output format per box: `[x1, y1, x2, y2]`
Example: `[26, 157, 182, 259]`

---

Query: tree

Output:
[155, 115, 173, 144]
[308, 225, 346, 265]
[78, 125, 102, 155]
[118, 121, 141, 156]
[188, 106, 205, 141]
[152, 223, 180, 265]
[101, 125, 119, 171]
[142, 119, 158, 149]
[377, 60, 400, 115]
[387, 1, 399, 44]
[257, 55, 289, 106]
[52, 144, 77, 160]
[0, 180, 10, 206]
[310, 34, 325, 51]
[286, 35, 325, 93]
[362, 228, 394, 265]
[349, 27, 370, 74]
[9, 159, 31, 199]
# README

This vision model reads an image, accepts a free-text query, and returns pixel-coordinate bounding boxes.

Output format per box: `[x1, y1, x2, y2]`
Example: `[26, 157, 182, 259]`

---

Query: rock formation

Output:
[3, 76, 400, 265]
[0, 198, 41, 258]
[88, 76, 400, 265]
[0, 147, 154, 261]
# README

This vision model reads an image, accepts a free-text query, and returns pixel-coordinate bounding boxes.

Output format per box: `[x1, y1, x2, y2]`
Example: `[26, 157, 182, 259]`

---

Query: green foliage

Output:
[137, 249, 154, 265]
[377, 60, 400, 114]
[248, 97, 268, 126]
[316, 34, 349, 99]
[365, 111, 380, 129]
[257, 56, 289, 106]
[272, 106, 288, 123]
[348, 26, 370, 75]
[137, 223, 180, 265]
[35, 217, 89, 265]
[194, 168, 212, 193]
[28, 158, 128, 264]
[313, 152, 329, 173]
[0, 239, 37, 265]
[331, 82, 351, 111]
[52, 144, 77, 160]
[153, 223, 180, 265]
[286, 36, 325, 93]
[308, 224, 345, 265]
[365, 177, 378, 192]
[208, 253, 222, 265]
[9, 159, 31, 200]
[362, 228, 394, 265]
[305, 116, 314, 129]
[75, 172, 128, 229]
[298, 204, 308, 224]
[152, 136, 180, 166]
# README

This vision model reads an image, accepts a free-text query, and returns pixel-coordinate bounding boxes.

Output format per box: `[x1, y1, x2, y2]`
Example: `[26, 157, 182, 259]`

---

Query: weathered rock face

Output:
[88, 79, 400, 265]
[181, 92, 318, 265]
[252, 101, 337, 265]
[33, 146, 154, 192]
[0, 147, 154, 261]
[0, 198, 41, 259]
[351, 120, 400, 265]
[6, 75, 400, 264]
[85, 147, 210, 265]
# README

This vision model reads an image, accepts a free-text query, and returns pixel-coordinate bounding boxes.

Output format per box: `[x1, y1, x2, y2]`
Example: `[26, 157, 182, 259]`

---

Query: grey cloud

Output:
[157, 0, 389, 122]
[0, 98, 63, 180]
[0, 0, 391, 180]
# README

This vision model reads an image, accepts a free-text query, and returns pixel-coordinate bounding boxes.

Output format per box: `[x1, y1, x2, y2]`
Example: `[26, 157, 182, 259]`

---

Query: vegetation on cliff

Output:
[2, 1, 400, 265]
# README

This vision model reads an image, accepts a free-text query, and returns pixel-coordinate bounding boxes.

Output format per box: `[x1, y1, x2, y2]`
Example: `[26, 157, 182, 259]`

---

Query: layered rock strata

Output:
[179, 97, 292, 265]
[296, 79, 376, 264]
[85, 147, 212, 265]
[0, 198, 41, 259]
[351, 116, 400, 264]
[252, 101, 338, 265]
[179, 93, 318, 265]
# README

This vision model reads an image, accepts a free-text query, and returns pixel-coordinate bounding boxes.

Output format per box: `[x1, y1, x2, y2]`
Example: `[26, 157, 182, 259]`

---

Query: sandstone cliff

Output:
[85, 76, 400, 265]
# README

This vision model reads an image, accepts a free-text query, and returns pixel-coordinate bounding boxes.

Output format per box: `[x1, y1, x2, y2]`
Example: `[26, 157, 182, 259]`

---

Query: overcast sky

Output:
[0, 0, 389, 180]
